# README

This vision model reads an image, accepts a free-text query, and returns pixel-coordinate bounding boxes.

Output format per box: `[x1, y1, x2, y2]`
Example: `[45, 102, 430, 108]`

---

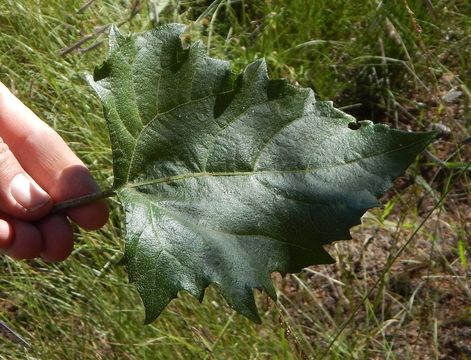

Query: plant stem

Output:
[51, 188, 116, 214]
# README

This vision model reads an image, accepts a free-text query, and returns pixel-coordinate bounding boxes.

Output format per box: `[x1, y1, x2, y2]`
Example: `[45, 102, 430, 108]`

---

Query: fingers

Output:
[0, 217, 42, 260]
[0, 218, 14, 248]
[51, 165, 109, 231]
[37, 214, 74, 262]
[0, 215, 74, 262]
[0, 83, 109, 262]
[0, 82, 109, 230]
[0, 137, 52, 220]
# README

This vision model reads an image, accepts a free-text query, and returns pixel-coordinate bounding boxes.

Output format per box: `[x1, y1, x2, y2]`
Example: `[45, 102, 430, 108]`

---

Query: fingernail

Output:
[0, 219, 13, 248]
[10, 173, 51, 212]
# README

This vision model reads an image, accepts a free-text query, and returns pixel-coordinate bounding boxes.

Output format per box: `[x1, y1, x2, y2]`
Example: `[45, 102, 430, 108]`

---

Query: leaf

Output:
[88, 24, 435, 323]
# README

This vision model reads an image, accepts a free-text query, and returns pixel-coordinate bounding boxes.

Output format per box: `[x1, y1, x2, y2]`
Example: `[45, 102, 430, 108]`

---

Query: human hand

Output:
[0, 82, 109, 262]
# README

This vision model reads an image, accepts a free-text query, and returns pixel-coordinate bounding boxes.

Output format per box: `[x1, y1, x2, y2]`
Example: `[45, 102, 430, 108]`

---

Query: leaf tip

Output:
[243, 58, 269, 82]
[109, 24, 123, 50]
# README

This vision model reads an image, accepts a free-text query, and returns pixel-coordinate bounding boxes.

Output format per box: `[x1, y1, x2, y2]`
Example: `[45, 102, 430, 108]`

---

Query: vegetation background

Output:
[0, 0, 469, 359]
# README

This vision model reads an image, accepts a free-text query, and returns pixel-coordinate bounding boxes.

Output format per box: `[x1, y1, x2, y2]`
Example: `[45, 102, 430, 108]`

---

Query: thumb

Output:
[0, 137, 52, 220]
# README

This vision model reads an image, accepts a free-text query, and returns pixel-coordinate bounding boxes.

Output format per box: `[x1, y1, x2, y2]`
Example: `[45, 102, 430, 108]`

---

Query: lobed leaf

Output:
[88, 24, 435, 323]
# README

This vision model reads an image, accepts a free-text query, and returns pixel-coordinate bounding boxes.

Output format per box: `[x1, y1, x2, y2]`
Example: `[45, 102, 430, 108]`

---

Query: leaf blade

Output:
[89, 24, 435, 323]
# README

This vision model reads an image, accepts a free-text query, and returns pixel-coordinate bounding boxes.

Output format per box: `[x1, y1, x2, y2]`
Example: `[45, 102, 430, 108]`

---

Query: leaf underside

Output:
[89, 24, 434, 323]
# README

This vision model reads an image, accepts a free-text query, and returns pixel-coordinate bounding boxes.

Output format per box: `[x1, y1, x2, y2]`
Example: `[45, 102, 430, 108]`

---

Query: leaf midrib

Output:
[124, 136, 430, 189]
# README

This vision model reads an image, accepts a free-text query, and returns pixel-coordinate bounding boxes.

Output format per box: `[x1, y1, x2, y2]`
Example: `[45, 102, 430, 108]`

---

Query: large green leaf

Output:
[88, 24, 434, 323]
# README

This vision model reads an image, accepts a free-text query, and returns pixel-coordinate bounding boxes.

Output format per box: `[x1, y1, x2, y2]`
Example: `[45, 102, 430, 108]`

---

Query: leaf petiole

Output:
[51, 188, 116, 214]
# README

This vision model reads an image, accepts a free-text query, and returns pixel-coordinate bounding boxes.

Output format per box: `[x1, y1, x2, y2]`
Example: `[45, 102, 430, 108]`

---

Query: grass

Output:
[0, 0, 469, 359]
